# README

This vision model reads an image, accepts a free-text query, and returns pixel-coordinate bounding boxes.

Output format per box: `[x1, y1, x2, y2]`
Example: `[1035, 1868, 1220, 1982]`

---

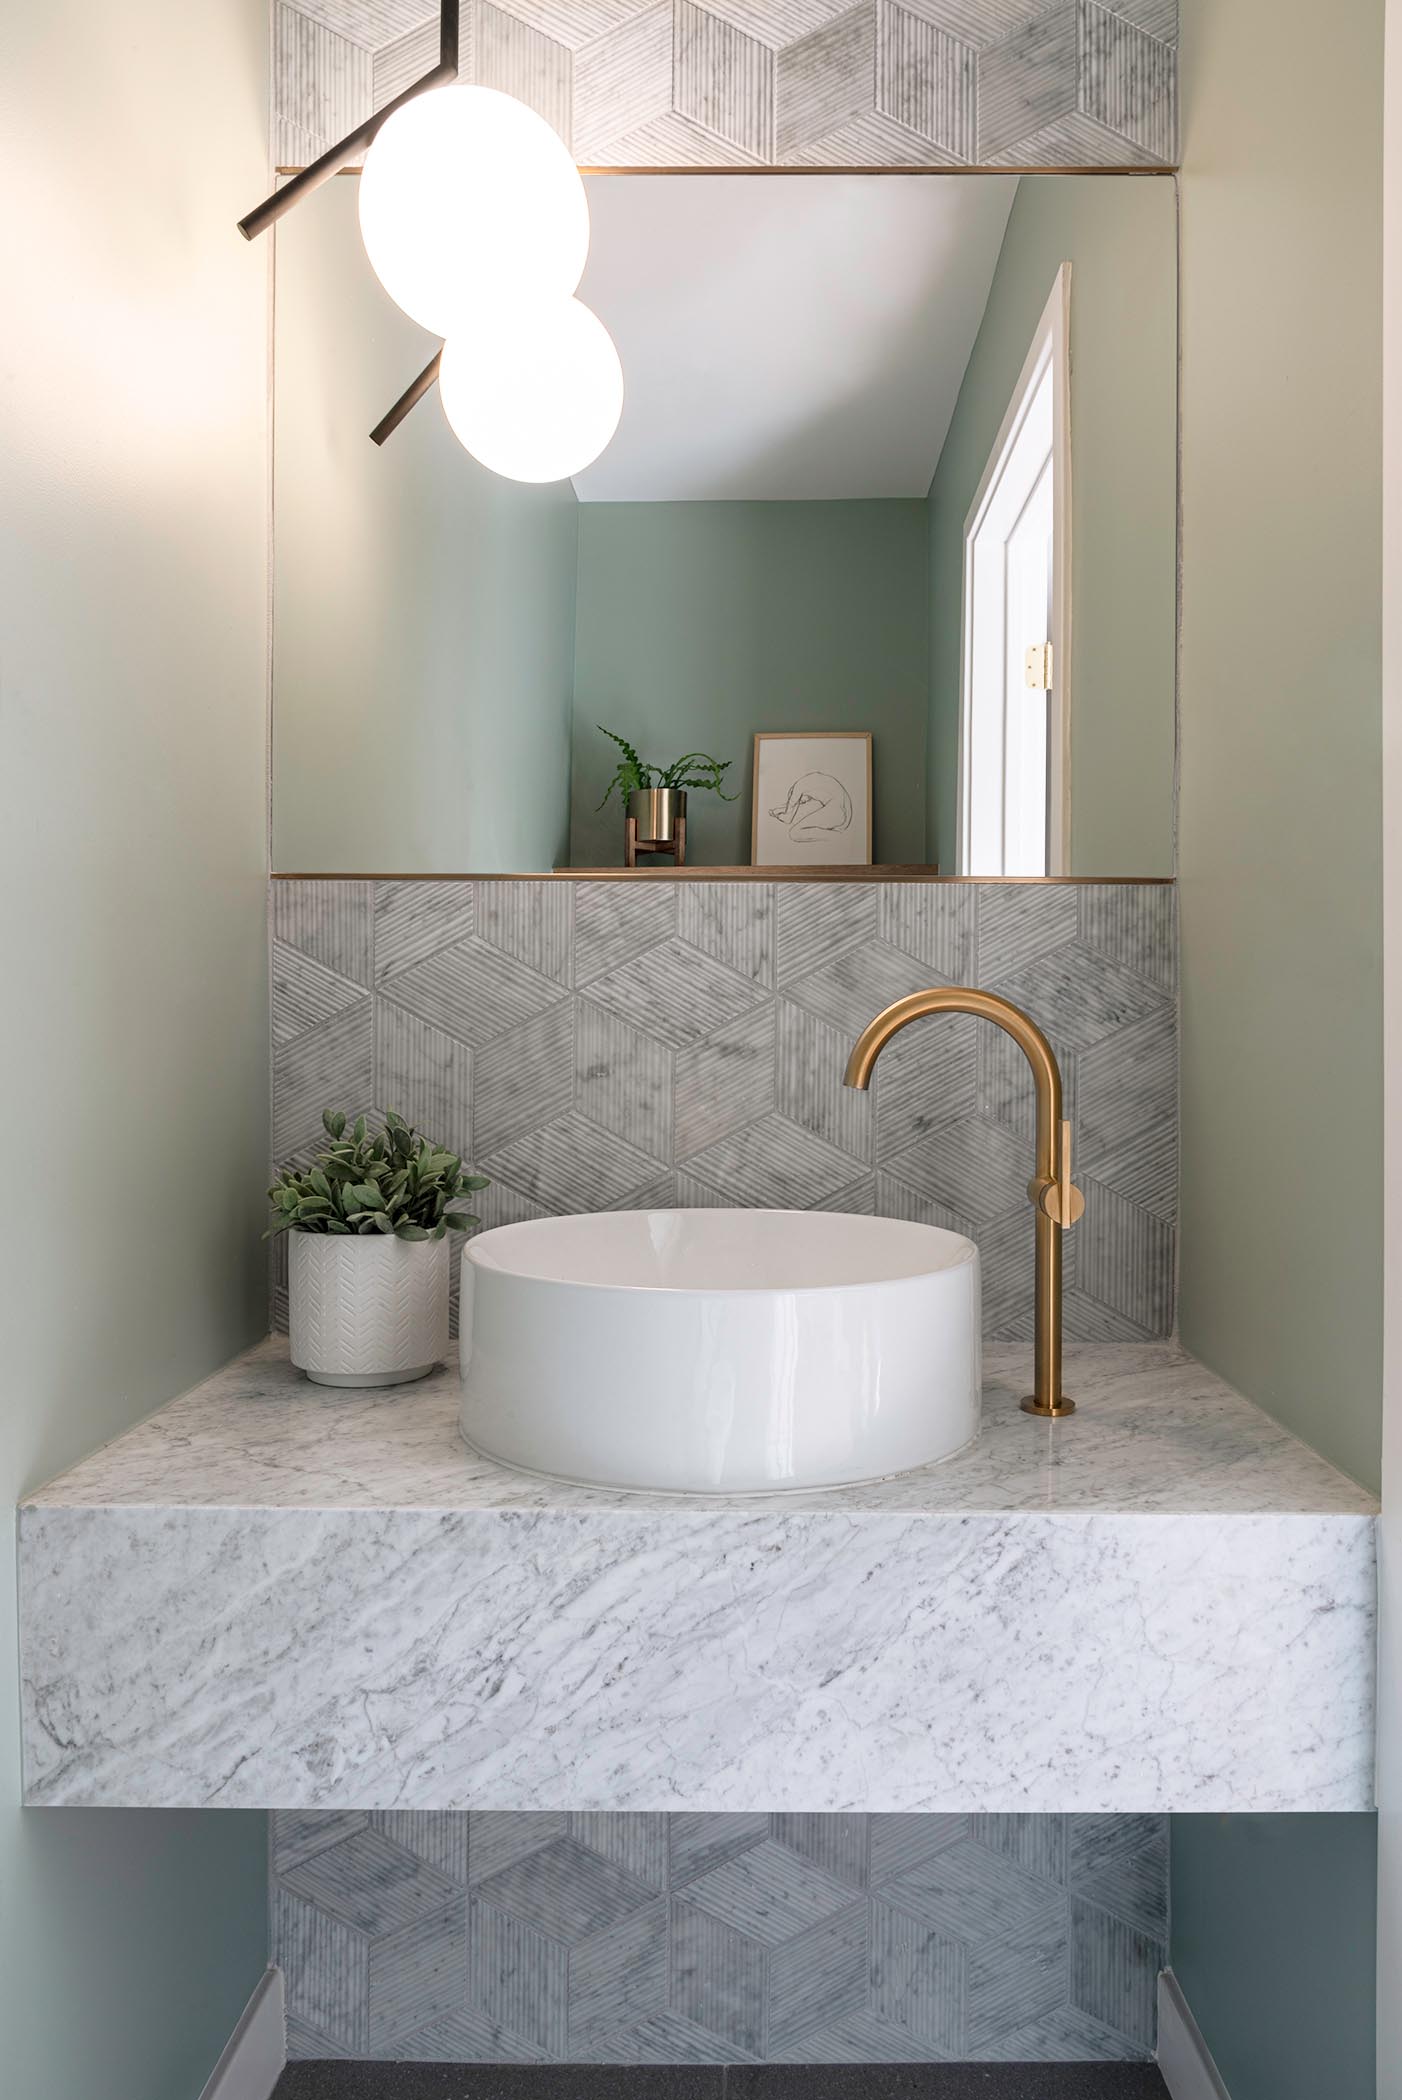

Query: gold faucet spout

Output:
[843, 987, 1082, 1419]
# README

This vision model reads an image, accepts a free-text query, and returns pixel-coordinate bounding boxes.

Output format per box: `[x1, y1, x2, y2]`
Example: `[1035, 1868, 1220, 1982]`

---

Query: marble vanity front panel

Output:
[270, 878, 1178, 1342]
[20, 1341, 1374, 1819]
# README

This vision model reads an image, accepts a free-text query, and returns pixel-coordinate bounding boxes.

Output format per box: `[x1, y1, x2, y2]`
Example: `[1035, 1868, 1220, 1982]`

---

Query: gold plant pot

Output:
[627, 788, 686, 844]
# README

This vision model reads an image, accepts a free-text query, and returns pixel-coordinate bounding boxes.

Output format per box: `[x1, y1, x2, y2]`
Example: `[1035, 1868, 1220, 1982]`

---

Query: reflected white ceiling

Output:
[573, 174, 1018, 505]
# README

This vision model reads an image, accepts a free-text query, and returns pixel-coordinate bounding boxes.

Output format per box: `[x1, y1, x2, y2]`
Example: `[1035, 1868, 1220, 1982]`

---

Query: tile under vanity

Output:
[263, 1809, 1171, 2064]
[17, 876, 1377, 2073]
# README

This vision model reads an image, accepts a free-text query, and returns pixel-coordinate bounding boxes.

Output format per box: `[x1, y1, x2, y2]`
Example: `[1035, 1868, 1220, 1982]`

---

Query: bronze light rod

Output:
[238, 0, 460, 241]
[370, 352, 443, 446]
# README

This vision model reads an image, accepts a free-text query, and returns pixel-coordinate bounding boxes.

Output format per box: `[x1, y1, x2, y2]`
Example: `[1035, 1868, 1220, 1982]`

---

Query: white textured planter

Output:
[288, 1233, 450, 1388]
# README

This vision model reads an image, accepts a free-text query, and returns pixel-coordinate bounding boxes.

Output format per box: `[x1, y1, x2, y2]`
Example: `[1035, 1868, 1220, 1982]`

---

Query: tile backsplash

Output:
[271, 1810, 1167, 2064]
[270, 878, 1177, 1342]
[272, 0, 1178, 174]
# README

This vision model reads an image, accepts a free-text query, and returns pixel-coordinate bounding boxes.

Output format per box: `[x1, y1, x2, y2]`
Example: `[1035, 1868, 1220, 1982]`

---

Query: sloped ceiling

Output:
[573, 173, 1018, 502]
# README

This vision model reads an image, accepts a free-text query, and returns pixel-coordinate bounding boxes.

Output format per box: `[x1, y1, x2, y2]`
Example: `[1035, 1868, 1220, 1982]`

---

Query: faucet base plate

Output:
[1021, 1394, 1076, 1418]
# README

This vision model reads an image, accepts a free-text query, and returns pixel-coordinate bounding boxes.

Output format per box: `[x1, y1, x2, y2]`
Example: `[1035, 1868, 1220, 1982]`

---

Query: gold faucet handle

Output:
[1036, 1120, 1085, 1228]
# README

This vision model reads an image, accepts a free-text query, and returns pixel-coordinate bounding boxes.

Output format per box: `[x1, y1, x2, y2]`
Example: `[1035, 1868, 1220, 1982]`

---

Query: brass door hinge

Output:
[1024, 642, 1053, 690]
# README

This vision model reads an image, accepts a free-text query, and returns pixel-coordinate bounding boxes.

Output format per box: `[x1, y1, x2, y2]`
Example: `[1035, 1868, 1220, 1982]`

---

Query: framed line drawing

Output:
[751, 731, 873, 867]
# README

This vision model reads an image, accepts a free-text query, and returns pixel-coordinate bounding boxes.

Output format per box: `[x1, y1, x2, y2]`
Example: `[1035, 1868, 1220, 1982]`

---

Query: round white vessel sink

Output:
[459, 1209, 980, 1494]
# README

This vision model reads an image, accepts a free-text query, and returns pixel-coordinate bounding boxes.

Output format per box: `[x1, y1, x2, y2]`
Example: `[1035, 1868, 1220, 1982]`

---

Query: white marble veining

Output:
[19, 1340, 1376, 1814]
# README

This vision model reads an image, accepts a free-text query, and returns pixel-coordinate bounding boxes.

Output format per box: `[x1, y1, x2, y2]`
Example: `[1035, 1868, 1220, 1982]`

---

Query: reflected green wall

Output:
[273, 181, 579, 874]
[0, 0, 272, 2092]
[926, 175, 1177, 875]
[1172, 1817, 1377, 2099]
[570, 501, 930, 867]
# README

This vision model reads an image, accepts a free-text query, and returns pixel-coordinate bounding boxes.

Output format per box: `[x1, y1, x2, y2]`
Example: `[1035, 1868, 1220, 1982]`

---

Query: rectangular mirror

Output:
[272, 171, 1175, 878]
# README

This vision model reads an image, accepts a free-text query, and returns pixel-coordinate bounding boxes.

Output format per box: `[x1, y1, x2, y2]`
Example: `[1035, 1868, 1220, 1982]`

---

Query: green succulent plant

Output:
[595, 725, 738, 811]
[267, 1110, 490, 1240]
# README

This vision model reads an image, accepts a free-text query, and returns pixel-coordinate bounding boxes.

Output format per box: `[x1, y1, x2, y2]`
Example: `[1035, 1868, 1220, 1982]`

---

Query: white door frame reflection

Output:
[958, 264, 1072, 877]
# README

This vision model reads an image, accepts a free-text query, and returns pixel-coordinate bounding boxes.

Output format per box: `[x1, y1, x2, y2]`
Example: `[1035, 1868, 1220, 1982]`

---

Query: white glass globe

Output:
[359, 86, 589, 338]
[438, 299, 624, 484]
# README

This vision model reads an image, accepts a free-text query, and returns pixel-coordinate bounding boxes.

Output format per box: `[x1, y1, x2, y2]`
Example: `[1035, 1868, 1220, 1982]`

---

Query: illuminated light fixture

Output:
[359, 86, 589, 337]
[236, 0, 623, 483]
[439, 299, 624, 483]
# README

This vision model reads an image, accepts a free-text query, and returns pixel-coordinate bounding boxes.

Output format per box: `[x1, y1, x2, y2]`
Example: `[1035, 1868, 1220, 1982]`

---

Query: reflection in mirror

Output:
[272, 172, 1175, 878]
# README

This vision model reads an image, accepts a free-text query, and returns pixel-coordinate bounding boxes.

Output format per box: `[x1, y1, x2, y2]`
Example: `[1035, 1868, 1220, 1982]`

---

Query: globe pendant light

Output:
[358, 85, 590, 339]
[439, 299, 624, 484]
[234, 6, 623, 483]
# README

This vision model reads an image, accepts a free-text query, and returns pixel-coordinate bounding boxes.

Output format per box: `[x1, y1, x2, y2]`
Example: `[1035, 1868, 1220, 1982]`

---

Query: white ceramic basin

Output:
[459, 1209, 980, 1494]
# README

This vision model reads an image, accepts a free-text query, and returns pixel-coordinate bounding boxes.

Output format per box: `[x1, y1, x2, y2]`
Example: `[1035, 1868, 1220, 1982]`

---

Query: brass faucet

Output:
[843, 987, 1083, 1418]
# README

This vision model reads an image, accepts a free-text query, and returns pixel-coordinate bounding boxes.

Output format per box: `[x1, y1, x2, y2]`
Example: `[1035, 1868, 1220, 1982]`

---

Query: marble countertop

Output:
[26, 1335, 1377, 1518]
[19, 1339, 1377, 1816]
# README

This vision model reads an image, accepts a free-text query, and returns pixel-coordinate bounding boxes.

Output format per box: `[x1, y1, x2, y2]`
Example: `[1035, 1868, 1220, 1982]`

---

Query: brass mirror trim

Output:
[277, 165, 1176, 181]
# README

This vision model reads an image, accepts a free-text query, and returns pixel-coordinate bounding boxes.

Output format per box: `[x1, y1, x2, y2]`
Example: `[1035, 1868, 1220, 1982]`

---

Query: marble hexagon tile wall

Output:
[270, 1810, 1168, 2062]
[270, 877, 1178, 1341]
[272, 0, 1178, 174]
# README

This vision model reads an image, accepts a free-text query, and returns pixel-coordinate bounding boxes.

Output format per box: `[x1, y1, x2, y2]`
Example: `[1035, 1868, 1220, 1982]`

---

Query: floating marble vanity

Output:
[19, 1338, 1375, 1816]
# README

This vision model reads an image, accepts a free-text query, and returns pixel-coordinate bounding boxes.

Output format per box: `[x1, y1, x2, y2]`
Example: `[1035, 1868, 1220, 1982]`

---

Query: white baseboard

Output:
[1158, 1968, 1232, 2100]
[198, 1967, 286, 2100]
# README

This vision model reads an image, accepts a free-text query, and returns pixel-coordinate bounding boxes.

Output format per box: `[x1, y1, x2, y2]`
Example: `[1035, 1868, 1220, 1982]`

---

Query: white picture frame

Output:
[751, 732, 873, 867]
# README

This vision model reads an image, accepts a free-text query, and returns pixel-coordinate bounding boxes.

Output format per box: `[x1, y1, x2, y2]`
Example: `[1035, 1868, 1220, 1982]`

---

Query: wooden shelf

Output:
[272, 866, 1174, 885]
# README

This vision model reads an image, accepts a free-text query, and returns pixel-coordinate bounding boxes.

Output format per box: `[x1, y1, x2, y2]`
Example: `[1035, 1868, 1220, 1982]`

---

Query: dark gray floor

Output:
[274, 2064, 1169, 2100]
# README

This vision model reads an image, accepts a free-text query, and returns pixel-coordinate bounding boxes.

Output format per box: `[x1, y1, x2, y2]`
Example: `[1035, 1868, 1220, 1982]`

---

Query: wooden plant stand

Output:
[624, 812, 686, 868]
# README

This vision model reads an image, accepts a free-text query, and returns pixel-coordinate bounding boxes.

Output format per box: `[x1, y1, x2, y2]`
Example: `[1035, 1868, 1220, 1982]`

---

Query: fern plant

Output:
[595, 725, 738, 811]
[267, 1110, 490, 1240]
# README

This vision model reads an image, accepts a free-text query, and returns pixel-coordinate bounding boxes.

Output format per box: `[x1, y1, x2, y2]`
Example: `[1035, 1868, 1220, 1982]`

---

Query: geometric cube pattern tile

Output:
[269, 878, 1177, 1341]
[272, 0, 1177, 173]
[270, 1811, 1167, 2062]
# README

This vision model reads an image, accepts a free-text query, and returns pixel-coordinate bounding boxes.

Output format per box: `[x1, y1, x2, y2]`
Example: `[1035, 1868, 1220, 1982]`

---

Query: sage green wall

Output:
[925, 175, 1177, 875]
[570, 500, 930, 867]
[0, 1, 272, 2095]
[1178, 0, 1384, 1492]
[1172, 1817, 1378, 2099]
[272, 180, 579, 874]
[1173, 0, 1383, 2089]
